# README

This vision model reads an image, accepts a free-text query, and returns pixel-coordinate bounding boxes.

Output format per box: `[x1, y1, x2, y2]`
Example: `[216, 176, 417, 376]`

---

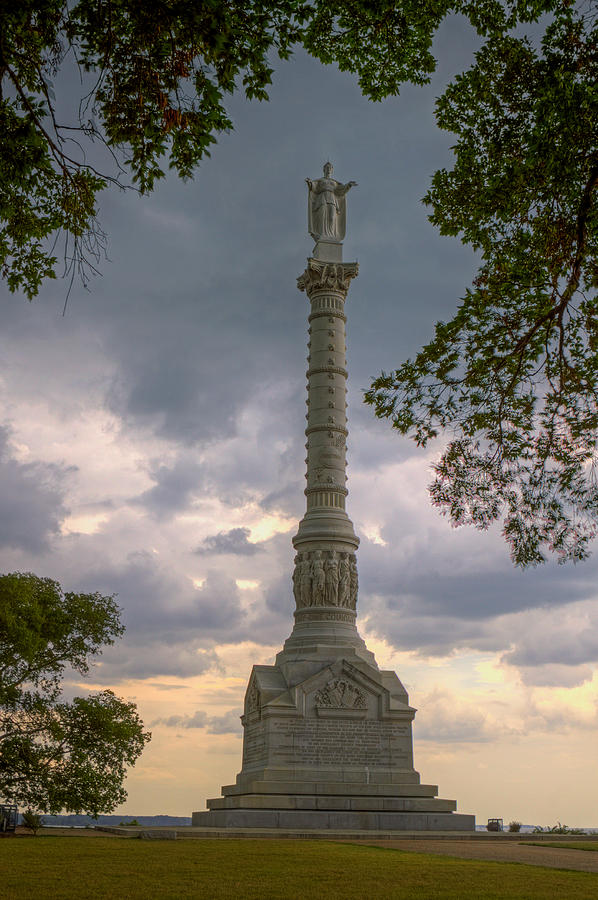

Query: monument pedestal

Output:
[192, 610, 474, 830]
[192, 167, 474, 831]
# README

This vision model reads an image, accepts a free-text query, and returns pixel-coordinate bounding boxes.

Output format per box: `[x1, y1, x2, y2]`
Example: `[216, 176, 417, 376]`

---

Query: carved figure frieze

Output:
[293, 550, 358, 610]
[314, 678, 367, 709]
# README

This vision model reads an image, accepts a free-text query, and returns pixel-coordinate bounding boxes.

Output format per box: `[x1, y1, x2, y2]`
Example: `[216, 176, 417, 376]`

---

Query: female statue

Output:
[337, 553, 350, 607]
[310, 550, 326, 606]
[349, 555, 358, 609]
[300, 554, 312, 608]
[292, 554, 302, 608]
[324, 550, 339, 606]
[306, 162, 357, 242]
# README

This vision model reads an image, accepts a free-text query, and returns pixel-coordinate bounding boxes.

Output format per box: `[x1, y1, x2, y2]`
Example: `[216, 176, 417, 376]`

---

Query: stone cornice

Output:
[297, 259, 359, 297]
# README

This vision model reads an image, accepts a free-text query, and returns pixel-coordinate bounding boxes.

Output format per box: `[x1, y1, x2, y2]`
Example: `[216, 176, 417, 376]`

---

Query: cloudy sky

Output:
[2, 15, 597, 826]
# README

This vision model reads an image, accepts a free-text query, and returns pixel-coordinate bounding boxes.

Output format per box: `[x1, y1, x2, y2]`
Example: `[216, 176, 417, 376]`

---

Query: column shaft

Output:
[291, 259, 360, 618]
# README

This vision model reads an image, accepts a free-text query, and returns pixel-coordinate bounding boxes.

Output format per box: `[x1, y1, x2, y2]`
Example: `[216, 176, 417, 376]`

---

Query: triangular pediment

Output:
[244, 665, 288, 716]
[299, 658, 385, 699]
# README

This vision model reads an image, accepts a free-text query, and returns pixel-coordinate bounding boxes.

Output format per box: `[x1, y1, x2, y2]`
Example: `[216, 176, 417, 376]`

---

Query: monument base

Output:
[192, 810, 474, 831]
[192, 642, 475, 831]
[192, 775, 474, 830]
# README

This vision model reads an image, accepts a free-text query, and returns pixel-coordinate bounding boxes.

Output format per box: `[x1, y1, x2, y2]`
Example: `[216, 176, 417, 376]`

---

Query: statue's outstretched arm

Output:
[336, 180, 358, 195]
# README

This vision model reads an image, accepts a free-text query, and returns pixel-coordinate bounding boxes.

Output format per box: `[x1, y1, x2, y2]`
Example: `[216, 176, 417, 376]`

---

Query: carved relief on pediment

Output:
[245, 678, 261, 714]
[314, 678, 367, 710]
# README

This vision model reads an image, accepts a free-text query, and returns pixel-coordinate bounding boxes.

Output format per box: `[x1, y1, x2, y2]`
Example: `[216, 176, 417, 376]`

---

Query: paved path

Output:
[356, 839, 598, 874]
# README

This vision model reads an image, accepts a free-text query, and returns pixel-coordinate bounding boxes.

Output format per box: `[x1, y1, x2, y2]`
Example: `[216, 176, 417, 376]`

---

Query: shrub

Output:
[532, 822, 586, 835]
[508, 821, 522, 832]
[21, 811, 43, 835]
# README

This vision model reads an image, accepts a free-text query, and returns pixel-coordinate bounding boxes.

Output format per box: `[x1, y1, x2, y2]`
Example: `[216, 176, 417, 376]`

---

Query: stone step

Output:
[222, 780, 439, 798]
[231, 767, 424, 787]
[207, 794, 456, 813]
[192, 809, 476, 831]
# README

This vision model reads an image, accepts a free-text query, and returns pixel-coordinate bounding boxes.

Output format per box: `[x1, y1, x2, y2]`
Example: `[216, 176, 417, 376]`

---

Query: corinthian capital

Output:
[297, 260, 359, 297]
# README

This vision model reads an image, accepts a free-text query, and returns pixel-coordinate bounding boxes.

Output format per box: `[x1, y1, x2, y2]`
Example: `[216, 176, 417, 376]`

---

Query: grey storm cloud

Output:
[351, 498, 598, 669]
[413, 691, 499, 744]
[152, 710, 208, 729]
[195, 527, 264, 556]
[357, 530, 595, 625]
[500, 601, 598, 671]
[0, 425, 71, 553]
[152, 708, 242, 735]
[65, 553, 256, 680]
[206, 709, 243, 735]
[133, 457, 205, 518]
[515, 663, 595, 689]
[94, 642, 219, 683]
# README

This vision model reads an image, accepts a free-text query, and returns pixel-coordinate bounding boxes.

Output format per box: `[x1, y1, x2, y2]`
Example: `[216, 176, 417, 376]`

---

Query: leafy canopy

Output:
[0, 572, 150, 815]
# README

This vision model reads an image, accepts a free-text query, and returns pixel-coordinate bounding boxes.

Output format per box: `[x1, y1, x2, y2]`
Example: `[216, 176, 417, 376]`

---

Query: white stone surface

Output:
[306, 162, 357, 244]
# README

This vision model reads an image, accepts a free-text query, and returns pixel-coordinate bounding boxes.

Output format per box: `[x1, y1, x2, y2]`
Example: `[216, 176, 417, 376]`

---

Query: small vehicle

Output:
[487, 818, 503, 832]
[0, 805, 18, 833]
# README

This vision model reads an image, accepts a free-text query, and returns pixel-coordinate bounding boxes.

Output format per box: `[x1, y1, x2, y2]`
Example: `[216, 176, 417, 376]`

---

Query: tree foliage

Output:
[0, 572, 150, 815]
[365, 3, 598, 565]
[2, 1, 597, 564]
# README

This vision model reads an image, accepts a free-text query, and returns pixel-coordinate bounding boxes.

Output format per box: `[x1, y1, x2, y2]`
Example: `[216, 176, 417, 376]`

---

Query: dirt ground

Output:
[356, 839, 598, 874]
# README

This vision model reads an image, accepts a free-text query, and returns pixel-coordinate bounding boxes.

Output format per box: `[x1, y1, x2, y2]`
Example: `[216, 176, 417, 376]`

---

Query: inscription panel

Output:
[267, 717, 412, 768]
[242, 719, 267, 767]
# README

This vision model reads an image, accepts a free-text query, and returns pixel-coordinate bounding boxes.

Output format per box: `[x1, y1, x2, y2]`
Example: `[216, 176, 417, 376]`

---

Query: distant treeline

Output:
[29, 814, 192, 827]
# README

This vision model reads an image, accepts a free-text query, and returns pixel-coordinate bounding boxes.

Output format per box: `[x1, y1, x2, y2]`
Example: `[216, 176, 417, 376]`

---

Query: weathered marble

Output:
[192, 167, 475, 831]
[306, 161, 357, 243]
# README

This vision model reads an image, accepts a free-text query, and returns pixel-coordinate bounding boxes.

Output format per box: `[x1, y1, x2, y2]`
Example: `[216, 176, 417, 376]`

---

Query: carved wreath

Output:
[314, 678, 367, 709]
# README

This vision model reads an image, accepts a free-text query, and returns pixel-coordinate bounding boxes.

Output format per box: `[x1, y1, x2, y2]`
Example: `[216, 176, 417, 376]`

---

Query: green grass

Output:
[1, 837, 597, 900]
[527, 842, 598, 852]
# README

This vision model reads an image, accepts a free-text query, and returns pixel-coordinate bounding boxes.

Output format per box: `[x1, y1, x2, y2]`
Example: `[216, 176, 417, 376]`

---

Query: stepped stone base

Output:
[192, 644, 475, 831]
[192, 809, 474, 830]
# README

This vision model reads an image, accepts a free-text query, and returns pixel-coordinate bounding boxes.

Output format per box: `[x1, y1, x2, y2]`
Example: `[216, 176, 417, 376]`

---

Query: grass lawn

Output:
[527, 842, 598, 852]
[1, 837, 598, 900]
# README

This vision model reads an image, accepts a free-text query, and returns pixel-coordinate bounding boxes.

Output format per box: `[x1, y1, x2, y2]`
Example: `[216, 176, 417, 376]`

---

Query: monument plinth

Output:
[192, 165, 475, 830]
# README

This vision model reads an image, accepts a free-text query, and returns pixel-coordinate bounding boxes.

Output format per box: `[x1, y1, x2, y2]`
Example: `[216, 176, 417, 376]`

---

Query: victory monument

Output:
[192, 165, 475, 830]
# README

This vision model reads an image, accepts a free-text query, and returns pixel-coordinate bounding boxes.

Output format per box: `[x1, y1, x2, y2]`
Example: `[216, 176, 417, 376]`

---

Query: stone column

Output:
[277, 253, 376, 670]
